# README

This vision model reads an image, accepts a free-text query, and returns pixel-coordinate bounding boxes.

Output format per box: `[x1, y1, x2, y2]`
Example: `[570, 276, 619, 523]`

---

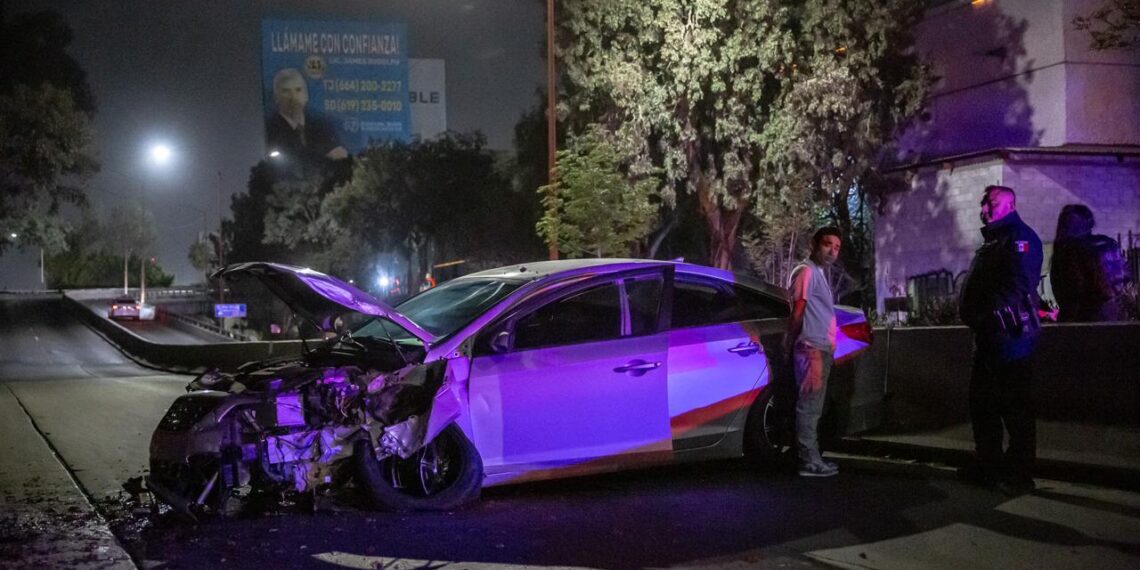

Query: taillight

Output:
[840, 321, 873, 344]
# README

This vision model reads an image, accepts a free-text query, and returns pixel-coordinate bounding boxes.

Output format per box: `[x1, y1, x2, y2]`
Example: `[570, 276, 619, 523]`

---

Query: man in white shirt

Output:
[785, 227, 841, 477]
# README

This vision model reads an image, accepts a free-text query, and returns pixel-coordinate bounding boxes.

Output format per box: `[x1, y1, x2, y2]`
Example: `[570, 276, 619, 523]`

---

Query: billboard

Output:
[261, 19, 410, 162]
[409, 59, 447, 141]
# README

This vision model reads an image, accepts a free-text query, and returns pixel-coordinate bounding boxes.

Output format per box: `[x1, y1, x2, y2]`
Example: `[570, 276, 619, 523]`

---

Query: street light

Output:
[143, 142, 229, 306]
[150, 143, 173, 165]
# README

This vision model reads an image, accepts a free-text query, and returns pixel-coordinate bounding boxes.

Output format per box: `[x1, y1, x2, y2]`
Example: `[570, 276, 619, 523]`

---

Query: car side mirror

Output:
[490, 330, 511, 354]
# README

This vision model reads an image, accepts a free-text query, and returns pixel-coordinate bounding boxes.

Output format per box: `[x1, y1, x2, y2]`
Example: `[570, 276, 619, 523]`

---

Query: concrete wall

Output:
[875, 158, 1004, 308]
[1063, 0, 1140, 145]
[901, 0, 1066, 157]
[63, 293, 304, 374]
[875, 152, 1140, 311]
[844, 324, 1140, 433]
[898, 0, 1140, 160]
[1002, 155, 1140, 242]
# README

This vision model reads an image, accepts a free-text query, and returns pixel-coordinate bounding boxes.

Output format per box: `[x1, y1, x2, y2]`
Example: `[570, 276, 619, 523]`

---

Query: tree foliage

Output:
[0, 10, 97, 257]
[556, 0, 930, 271]
[0, 83, 97, 255]
[324, 133, 542, 282]
[45, 210, 173, 289]
[1074, 0, 1140, 51]
[0, 10, 96, 114]
[254, 133, 543, 285]
[538, 125, 660, 257]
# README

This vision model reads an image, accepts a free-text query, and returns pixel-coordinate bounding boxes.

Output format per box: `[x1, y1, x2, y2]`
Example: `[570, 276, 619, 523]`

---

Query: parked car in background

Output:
[148, 259, 872, 518]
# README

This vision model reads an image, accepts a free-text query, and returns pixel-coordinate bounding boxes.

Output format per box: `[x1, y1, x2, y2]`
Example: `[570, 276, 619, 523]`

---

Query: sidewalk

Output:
[0, 385, 134, 568]
[837, 421, 1140, 491]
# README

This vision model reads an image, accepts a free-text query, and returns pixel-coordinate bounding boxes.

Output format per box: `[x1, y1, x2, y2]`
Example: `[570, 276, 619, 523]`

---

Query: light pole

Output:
[546, 0, 559, 261]
[216, 170, 225, 304]
[141, 143, 173, 304]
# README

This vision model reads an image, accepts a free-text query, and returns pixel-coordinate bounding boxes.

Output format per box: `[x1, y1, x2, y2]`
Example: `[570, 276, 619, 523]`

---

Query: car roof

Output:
[463, 258, 670, 281]
[460, 258, 788, 299]
[112, 296, 137, 302]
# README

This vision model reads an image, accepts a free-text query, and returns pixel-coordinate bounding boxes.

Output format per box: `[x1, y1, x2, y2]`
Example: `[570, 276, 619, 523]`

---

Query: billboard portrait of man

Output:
[266, 68, 349, 163]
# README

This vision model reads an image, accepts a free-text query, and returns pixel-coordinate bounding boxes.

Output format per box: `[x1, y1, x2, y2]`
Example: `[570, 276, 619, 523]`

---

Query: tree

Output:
[0, 10, 96, 114]
[556, 0, 929, 270]
[225, 161, 294, 266]
[537, 125, 660, 257]
[45, 209, 173, 289]
[0, 82, 97, 255]
[187, 239, 212, 280]
[1074, 0, 1140, 50]
[320, 132, 542, 286]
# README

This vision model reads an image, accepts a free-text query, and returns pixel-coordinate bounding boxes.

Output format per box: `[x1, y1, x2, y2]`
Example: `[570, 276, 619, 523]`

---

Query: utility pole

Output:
[546, 0, 559, 261]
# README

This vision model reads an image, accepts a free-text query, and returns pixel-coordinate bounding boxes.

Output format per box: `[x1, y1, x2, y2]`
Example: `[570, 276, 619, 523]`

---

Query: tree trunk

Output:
[696, 175, 748, 270]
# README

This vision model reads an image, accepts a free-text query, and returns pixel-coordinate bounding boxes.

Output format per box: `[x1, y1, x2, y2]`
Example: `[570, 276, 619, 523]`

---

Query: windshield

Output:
[394, 278, 522, 338]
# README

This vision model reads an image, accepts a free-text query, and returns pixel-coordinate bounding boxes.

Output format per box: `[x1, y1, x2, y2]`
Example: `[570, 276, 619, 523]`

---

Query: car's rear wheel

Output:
[356, 424, 483, 511]
[743, 386, 792, 463]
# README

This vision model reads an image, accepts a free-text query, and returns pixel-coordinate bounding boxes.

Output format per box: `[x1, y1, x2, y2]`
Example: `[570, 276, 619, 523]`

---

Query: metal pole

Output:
[139, 185, 146, 304]
[217, 170, 225, 304]
[39, 247, 44, 288]
[546, 0, 558, 261]
[140, 250, 146, 304]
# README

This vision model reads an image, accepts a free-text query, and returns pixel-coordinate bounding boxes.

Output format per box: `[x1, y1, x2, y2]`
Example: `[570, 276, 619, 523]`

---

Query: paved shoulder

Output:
[0, 385, 135, 568]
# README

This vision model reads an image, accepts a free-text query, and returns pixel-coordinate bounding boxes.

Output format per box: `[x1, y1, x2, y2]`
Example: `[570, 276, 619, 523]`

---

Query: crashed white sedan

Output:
[148, 259, 871, 516]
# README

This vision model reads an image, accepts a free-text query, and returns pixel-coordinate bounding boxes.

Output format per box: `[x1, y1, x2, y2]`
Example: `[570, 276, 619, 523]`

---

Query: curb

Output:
[834, 436, 1140, 492]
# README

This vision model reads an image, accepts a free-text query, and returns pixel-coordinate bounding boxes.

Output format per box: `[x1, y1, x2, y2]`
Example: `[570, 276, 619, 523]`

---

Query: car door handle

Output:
[728, 342, 762, 356]
[613, 360, 661, 376]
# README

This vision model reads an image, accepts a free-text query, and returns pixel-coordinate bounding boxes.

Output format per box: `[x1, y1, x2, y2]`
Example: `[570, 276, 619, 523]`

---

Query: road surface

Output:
[1, 294, 1138, 569]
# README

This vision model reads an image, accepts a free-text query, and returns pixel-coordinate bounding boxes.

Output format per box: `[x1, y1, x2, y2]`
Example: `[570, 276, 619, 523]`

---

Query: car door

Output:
[666, 274, 787, 451]
[467, 270, 671, 477]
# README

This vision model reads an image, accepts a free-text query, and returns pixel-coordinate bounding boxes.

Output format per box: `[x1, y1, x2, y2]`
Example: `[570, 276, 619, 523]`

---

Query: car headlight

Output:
[157, 393, 227, 431]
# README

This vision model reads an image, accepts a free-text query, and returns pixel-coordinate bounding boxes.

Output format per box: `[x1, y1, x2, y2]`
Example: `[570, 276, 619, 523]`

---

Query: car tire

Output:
[356, 424, 483, 512]
[743, 385, 792, 463]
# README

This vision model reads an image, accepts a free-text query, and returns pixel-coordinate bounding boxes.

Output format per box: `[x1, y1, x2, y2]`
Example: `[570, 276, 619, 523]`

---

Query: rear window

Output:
[671, 277, 787, 328]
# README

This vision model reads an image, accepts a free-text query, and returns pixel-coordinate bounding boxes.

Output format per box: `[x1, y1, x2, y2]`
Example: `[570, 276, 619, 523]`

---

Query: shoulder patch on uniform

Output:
[1015, 240, 1030, 253]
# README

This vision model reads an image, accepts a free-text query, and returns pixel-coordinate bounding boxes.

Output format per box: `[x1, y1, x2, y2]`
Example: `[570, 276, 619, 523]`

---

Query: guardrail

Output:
[159, 307, 252, 341]
[63, 291, 304, 374]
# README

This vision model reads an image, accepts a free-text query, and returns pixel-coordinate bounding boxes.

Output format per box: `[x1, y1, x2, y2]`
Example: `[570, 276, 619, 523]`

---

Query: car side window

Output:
[512, 283, 621, 350]
[671, 277, 786, 328]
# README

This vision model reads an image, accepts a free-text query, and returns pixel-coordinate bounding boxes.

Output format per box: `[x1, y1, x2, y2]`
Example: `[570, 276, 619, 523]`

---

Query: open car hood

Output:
[213, 262, 434, 346]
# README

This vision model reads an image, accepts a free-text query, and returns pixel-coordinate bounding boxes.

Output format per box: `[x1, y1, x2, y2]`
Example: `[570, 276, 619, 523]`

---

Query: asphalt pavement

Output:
[2, 293, 1140, 570]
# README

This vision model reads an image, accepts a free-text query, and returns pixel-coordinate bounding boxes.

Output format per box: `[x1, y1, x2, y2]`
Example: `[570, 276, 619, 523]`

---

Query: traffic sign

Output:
[214, 303, 247, 318]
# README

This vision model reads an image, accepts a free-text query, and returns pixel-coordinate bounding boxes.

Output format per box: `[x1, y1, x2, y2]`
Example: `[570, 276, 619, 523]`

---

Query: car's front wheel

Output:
[356, 424, 483, 511]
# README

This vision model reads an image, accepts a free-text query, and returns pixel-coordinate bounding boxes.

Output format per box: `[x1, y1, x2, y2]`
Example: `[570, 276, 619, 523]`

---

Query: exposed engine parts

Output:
[148, 359, 448, 519]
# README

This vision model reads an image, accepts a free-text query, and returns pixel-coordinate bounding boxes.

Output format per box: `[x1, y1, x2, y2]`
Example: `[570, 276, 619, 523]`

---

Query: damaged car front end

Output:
[147, 263, 482, 519]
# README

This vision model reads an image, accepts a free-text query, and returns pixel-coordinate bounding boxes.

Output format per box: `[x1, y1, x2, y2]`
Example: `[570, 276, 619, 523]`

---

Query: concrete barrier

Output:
[62, 287, 1138, 427]
[842, 323, 1140, 433]
[63, 292, 304, 374]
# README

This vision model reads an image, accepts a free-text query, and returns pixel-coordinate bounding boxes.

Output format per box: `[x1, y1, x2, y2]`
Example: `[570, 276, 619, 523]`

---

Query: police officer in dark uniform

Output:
[957, 185, 1043, 495]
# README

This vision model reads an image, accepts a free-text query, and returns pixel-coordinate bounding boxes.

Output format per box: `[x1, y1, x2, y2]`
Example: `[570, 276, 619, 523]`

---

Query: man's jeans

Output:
[793, 343, 834, 465]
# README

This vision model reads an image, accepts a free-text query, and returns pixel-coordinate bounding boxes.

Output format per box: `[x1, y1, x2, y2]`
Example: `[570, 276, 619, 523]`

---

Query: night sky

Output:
[2, 0, 546, 286]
